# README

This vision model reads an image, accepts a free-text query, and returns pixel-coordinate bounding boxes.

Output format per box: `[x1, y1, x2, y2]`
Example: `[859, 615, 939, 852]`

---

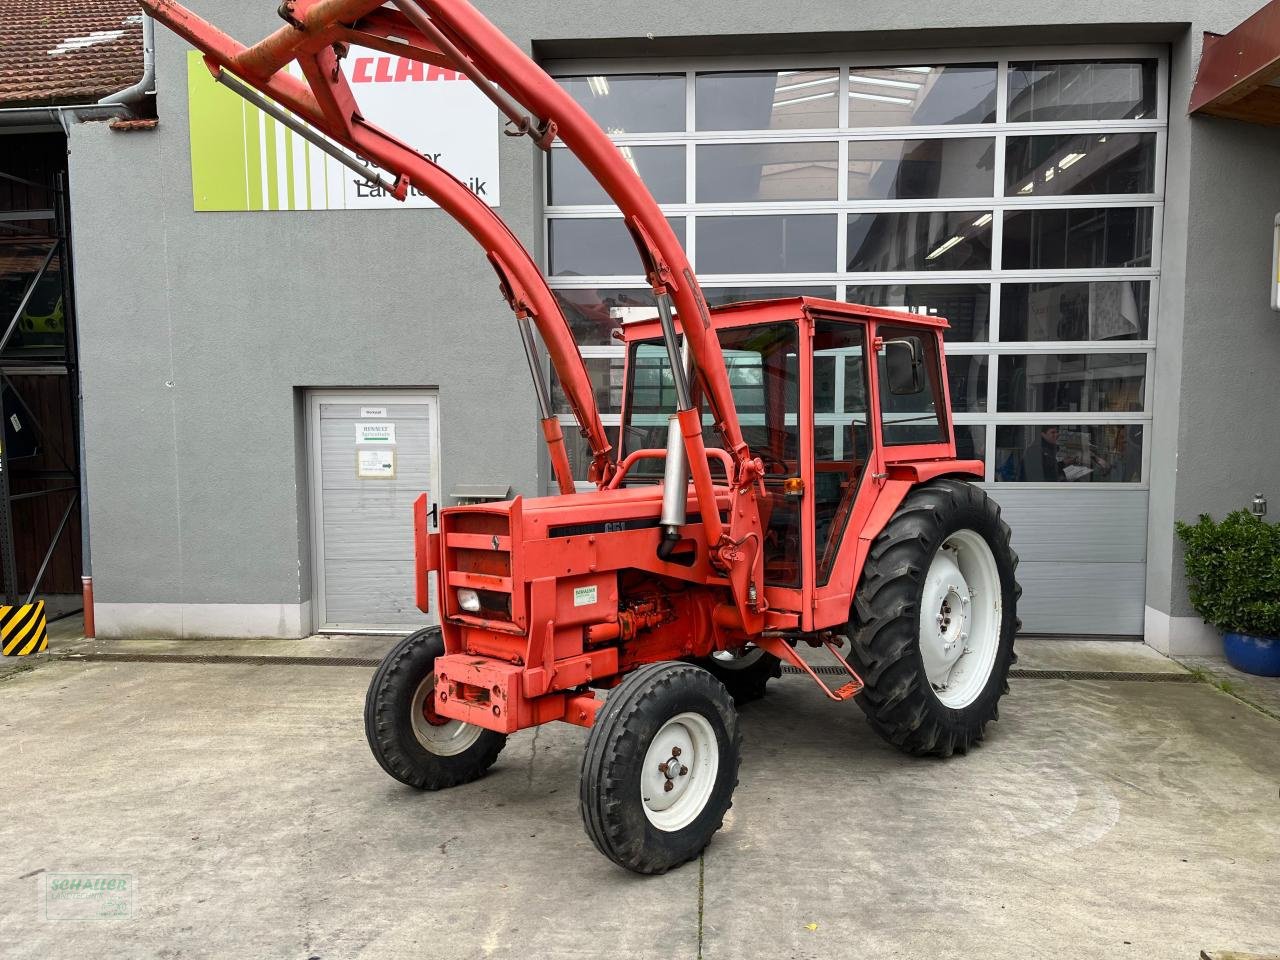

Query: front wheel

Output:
[364, 626, 507, 789]
[848, 479, 1019, 757]
[580, 662, 741, 874]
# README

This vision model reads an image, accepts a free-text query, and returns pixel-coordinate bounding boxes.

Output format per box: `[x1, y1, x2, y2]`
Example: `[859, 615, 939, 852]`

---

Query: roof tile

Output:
[0, 1, 144, 107]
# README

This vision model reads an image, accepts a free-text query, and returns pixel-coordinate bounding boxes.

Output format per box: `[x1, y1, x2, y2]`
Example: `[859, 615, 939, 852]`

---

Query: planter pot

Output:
[1222, 631, 1280, 677]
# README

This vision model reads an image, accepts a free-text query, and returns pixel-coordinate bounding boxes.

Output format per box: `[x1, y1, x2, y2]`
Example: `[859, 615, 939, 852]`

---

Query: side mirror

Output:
[884, 336, 925, 395]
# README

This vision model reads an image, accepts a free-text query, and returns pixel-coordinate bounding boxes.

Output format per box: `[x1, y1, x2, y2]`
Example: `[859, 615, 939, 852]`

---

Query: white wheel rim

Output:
[410, 674, 484, 757]
[640, 712, 719, 832]
[711, 645, 765, 670]
[918, 528, 1002, 709]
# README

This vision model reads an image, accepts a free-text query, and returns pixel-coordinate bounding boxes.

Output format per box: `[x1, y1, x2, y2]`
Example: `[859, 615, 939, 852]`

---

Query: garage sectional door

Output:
[995, 487, 1148, 634]
[543, 48, 1166, 636]
[308, 392, 440, 633]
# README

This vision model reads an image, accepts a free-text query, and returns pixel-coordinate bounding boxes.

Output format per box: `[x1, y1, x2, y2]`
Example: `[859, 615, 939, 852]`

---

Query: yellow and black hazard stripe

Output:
[1, 600, 48, 656]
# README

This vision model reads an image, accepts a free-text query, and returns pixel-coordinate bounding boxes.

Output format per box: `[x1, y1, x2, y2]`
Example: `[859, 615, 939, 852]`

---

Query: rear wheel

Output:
[364, 626, 507, 789]
[848, 479, 1019, 757]
[699, 645, 782, 704]
[580, 662, 741, 874]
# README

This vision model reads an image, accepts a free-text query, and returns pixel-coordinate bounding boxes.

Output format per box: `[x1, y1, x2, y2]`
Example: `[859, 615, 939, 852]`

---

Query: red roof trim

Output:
[1190, 0, 1280, 124]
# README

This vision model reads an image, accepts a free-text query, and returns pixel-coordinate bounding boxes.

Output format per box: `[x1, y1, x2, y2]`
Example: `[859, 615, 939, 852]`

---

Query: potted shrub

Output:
[1175, 510, 1280, 676]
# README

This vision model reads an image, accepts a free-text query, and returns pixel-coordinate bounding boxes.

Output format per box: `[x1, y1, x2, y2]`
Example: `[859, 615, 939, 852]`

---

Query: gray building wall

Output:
[66, 0, 1278, 641]
[1147, 112, 1280, 652]
[1179, 116, 1280, 532]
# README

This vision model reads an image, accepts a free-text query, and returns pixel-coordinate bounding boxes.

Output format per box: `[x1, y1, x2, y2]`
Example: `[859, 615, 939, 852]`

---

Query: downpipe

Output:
[74, 12, 153, 642]
[99, 13, 156, 106]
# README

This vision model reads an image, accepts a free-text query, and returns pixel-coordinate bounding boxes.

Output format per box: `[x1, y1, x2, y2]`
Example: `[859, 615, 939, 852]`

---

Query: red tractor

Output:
[146, 0, 1020, 875]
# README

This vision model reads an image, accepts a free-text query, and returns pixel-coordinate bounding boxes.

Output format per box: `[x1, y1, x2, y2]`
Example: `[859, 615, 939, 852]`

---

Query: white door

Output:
[307, 391, 440, 633]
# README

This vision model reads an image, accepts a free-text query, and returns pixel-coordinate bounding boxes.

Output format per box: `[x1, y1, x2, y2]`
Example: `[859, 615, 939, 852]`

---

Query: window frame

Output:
[872, 322, 953, 449]
[544, 44, 1166, 492]
[811, 318, 875, 587]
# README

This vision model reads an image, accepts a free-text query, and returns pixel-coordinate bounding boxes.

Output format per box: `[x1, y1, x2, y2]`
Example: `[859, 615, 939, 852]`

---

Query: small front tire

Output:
[364, 626, 506, 789]
[580, 662, 741, 874]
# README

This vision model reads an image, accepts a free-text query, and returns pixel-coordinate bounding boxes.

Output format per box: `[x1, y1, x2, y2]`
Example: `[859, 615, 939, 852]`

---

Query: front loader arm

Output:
[409, 0, 770, 626]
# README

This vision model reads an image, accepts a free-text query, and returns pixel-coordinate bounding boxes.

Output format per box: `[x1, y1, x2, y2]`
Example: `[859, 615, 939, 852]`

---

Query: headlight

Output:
[456, 588, 481, 612]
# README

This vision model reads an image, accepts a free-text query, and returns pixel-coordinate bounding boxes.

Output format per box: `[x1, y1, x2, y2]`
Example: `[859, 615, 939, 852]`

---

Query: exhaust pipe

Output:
[659, 413, 687, 526]
[655, 293, 693, 551]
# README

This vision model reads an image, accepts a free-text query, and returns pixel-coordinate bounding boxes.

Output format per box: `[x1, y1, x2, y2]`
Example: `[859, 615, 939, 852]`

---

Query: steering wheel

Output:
[757, 452, 790, 475]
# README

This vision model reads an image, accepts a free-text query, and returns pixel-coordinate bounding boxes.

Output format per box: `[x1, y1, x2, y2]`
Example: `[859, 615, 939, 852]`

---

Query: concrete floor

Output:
[1178, 654, 1280, 721]
[1, 644, 1278, 959]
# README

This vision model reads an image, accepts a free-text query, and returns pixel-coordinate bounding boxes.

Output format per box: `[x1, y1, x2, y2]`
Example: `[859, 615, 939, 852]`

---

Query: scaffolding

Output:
[0, 162, 83, 614]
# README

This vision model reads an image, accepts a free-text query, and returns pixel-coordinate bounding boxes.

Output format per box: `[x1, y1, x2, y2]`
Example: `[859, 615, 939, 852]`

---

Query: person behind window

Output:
[1020, 426, 1066, 481]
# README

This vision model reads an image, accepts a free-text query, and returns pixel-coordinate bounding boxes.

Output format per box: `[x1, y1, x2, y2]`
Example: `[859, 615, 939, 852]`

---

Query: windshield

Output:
[620, 321, 800, 481]
[621, 320, 803, 586]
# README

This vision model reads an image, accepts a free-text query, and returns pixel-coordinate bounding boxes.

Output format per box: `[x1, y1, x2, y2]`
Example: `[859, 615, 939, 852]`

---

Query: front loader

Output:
[144, 0, 1021, 875]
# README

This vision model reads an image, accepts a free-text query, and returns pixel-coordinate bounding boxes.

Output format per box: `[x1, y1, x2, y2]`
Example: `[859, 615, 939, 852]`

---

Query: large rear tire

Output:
[364, 626, 507, 789]
[848, 478, 1019, 757]
[698, 646, 782, 704]
[580, 662, 741, 874]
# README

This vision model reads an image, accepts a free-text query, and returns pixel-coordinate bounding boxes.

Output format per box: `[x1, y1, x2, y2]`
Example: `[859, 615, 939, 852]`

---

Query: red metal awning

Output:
[1190, 0, 1280, 124]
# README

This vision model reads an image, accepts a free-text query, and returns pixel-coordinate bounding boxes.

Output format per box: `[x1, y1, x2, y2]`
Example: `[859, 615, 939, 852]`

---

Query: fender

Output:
[861, 460, 983, 555]
[885, 459, 984, 484]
